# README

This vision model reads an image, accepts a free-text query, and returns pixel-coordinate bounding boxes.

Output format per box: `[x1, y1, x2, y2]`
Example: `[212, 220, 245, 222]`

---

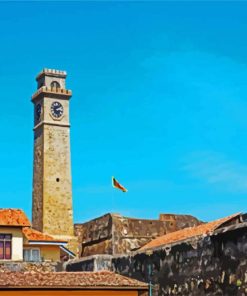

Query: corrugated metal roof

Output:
[0, 209, 31, 227]
[140, 213, 241, 251]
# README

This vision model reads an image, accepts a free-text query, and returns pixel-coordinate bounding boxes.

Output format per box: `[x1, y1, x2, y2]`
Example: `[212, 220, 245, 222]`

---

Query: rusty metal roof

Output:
[0, 271, 148, 289]
[140, 213, 241, 251]
[22, 227, 67, 243]
[0, 209, 31, 227]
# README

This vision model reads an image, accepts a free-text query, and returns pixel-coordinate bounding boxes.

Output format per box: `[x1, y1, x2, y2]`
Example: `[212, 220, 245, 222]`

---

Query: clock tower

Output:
[31, 69, 74, 240]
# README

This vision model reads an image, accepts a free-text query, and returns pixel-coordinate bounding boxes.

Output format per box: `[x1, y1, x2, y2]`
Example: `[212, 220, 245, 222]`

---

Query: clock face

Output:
[35, 103, 42, 121]
[51, 101, 64, 119]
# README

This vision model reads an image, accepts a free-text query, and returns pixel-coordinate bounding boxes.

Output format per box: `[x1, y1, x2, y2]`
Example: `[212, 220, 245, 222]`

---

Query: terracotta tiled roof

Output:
[0, 209, 31, 227]
[22, 227, 67, 243]
[140, 213, 241, 251]
[0, 271, 148, 289]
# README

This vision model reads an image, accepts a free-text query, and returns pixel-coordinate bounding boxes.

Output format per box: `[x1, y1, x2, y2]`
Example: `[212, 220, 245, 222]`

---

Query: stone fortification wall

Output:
[112, 224, 247, 296]
[68, 223, 247, 296]
[74, 213, 202, 257]
[74, 213, 113, 256]
[159, 213, 203, 230]
[111, 215, 174, 254]
[66, 255, 113, 272]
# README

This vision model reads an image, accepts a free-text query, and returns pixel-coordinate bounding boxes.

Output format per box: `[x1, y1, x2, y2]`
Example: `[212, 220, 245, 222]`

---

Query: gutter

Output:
[28, 241, 67, 246]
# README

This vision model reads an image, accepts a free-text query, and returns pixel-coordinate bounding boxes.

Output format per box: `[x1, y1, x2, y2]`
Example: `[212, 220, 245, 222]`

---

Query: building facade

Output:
[0, 209, 68, 263]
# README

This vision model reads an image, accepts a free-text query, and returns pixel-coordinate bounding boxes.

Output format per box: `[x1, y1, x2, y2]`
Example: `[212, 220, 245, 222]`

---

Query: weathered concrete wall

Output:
[66, 255, 113, 272]
[112, 215, 169, 254]
[75, 213, 113, 256]
[75, 213, 202, 257]
[112, 226, 247, 296]
[159, 214, 203, 230]
[67, 225, 247, 296]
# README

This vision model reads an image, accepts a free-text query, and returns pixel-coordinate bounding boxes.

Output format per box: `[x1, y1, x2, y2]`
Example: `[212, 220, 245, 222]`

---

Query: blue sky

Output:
[0, 1, 247, 223]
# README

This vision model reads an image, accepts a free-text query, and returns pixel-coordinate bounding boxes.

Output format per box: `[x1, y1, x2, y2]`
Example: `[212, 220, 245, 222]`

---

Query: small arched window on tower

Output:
[50, 81, 61, 89]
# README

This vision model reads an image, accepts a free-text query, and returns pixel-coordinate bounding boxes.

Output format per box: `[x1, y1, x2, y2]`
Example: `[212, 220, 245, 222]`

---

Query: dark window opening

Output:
[0, 234, 12, 260]
[56, 178, 60, 182]
[51, 81, 61, 89]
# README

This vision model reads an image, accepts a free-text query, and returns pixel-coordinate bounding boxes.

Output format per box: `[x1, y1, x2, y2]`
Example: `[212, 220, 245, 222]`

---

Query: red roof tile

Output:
[0, 271, 148, 289]
[0, 209, 31, 227]
[23, 227, 67, 243]
[140, 213, 241, 251]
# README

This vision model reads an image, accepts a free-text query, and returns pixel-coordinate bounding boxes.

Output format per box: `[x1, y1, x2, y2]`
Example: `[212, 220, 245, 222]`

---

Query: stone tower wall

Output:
[42, 124, 73, 236]
[32, 70, 74, 238]
[32, 126, 44, 232]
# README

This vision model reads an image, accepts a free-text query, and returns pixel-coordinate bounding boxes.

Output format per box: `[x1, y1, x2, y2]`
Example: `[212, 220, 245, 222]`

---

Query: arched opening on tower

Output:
[51, 81, 61, 89]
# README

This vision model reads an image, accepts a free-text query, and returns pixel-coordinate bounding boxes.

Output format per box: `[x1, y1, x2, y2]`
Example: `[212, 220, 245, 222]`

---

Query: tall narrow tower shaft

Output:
[32, 69, 74, 238]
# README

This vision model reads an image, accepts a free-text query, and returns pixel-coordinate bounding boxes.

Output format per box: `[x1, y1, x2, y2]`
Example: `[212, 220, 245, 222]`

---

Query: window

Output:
[0, 234, 12, 260]
[50, 81, 60, 89]
[23, 249, 41, 262]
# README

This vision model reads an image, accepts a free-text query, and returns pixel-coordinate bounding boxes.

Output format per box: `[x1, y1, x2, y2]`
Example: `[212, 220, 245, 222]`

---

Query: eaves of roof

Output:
[23, 227, 67, 243]
[139, 212, 241, 252]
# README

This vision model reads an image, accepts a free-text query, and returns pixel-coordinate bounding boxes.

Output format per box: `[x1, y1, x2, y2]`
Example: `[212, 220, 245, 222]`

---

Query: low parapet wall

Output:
[66, 254, 113, 272]
[0, 261, 60, 273]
